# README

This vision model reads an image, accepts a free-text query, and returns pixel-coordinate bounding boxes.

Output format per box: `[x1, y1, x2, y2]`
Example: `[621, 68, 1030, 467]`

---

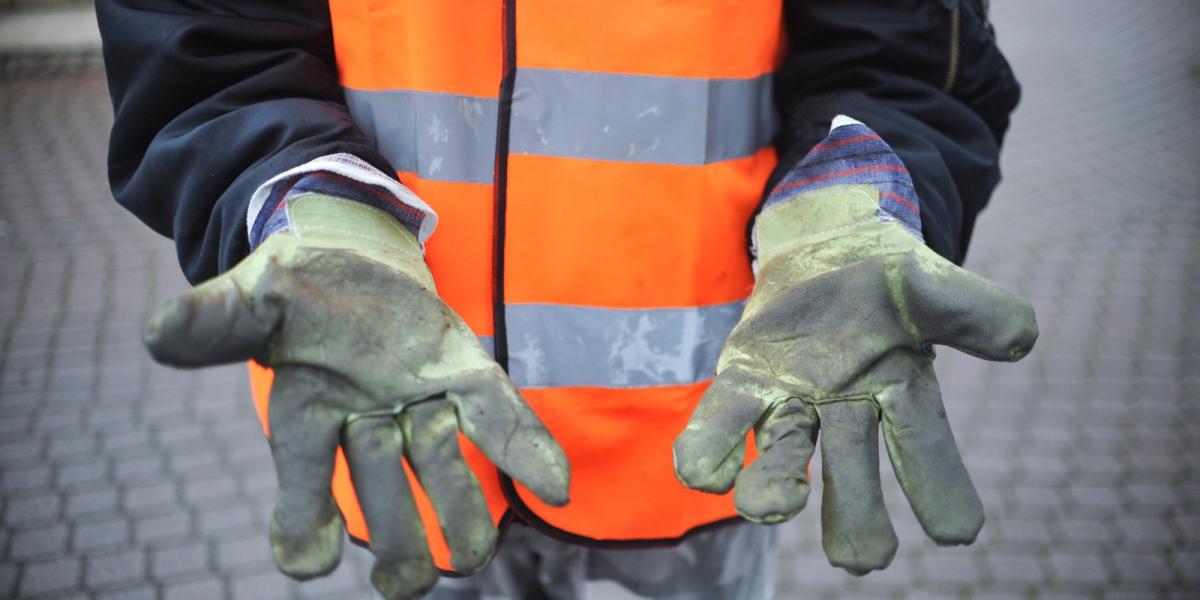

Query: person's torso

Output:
[324, 0, 784, 571]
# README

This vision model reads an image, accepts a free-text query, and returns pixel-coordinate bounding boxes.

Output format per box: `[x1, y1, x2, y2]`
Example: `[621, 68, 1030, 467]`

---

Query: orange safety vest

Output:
[248, 0, 784, 573]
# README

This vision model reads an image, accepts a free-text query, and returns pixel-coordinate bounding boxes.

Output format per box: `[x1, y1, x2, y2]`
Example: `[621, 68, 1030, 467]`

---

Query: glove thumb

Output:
[906, 255, 1038, 362]
[143, 259, 281, 367]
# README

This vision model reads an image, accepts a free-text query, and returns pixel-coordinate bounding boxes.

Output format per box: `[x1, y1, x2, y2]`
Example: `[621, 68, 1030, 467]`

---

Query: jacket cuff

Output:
[246, 153, 438, 250]
[761, 115, 923, 242]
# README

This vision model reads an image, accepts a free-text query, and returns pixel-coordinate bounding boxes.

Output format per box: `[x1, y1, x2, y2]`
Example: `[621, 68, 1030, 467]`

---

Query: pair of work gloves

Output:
[145, 184, 1036, 599]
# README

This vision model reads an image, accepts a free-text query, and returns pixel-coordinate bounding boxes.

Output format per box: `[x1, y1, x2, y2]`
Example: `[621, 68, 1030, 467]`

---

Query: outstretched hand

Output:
[144, 195, 569, 599]
[674, 185, 1036, 574]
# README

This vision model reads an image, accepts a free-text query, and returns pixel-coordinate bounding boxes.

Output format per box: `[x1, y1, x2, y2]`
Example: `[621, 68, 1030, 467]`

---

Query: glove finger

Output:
[143, 264, 280, 367]
[344, 417, 437, 600]
[267, 368, 345, 579]
[448, 369, 570, 507]
[906, 258, 1038, 362]
[402, 400, 498, 574]
[877, 353, 983, 545]
[816, 399, 897, 575]
[734, 398, 818, 523]
[674, 368, 771, 494]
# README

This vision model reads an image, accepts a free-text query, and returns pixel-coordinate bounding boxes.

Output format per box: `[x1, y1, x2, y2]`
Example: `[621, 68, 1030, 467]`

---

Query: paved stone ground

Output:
[1, 0, 1197, 598]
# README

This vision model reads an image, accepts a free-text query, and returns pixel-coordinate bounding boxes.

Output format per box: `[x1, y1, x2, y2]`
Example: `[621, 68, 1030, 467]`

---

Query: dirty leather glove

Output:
[673, 184, 1037, 574]
[142, 193, 570, 599]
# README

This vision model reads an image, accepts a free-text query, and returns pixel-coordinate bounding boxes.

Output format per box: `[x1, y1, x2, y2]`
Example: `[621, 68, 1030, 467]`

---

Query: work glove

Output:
[673, 184, 1037, 574]
[142, 193, 569, 599]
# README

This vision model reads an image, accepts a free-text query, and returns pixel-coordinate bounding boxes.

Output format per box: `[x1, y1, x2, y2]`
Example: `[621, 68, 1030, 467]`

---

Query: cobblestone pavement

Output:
[1, 0, 1198, 598]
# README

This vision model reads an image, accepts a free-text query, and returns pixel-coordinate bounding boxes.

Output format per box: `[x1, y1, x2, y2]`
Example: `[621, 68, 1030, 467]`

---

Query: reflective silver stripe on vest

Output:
[343, 71, 776, 182]
[511, 69, 778, 165]
[343, 88, 498, 183]
[477, 336, 495, 359]
[504, 302, 744, 389]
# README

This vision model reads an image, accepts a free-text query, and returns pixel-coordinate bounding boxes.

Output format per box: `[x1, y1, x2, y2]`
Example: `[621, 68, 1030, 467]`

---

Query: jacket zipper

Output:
[942, 4, 962, 93]
[492, 0, 517, 371]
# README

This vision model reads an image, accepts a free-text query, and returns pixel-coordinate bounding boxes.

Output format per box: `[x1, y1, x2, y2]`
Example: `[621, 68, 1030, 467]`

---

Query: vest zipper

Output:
[487, 0, 769, 548]
[492, 0, 517, 371]
[942, 4, 962, 93]
[492, 0, 546, 540]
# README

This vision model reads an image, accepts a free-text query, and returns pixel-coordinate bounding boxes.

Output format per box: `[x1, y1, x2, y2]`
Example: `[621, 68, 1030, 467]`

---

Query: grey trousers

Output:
[424, 521, 778, 600]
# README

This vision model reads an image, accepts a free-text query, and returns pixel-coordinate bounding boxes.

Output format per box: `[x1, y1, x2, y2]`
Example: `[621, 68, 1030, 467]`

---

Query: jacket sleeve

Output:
[771, 0, 1021, 263]
[97, 1, 396, 283]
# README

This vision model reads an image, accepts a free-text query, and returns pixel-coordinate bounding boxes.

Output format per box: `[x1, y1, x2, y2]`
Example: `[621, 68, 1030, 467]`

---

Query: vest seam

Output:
[492, 0, 517, 372]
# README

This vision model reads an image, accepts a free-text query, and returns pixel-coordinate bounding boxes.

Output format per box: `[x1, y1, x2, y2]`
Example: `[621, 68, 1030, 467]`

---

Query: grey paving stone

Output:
[18, 556, 82, 597]
[1, 465, 52, 492]
[1054, 517, 1121, 546]
[181, 475, 238, 508]
[8, 524, 69, 560]
[99, 427, 151, 453]
[1099, 588, 1156, 600]
[241, 470, 276, 501]
[152, 421, 207, 449]
[0, 414, 29, 432]
[37, 593, 90, 600]
[1118, 477, 1185, 506]
[1048, 551, 1113, 587]
[1070, 455, 1126, 483]
[72, 514, 130, 552]
[231, 570, 290, 600]
[1116, 516, 1179, 547]
[133, 511, 193, 545]
[215, 534, 275, 574]
[1124, 452, 1180, 481]
[97, 585, 158, 600]
[64, 487, 119, 518]
[1037, 592, 1101, 600]
[196, 503, 257, 537]
[986, 551, 1048, 587]
[920, 553, 981, 586]
[0, 563, 16, 599]
[1171, 518, 1200, 547]
[85, 549, 145, 589]
[167, 446, 222, 470]
[0, 438, 42, 466]
[3, 490, 61, 526]
[1006, 485, 1064, 518]
[1109, 551, 1175, 586]
[900, 589, 960, 600]
[151, 542, 209, 578]
[112, 454, 164, 485]
[1063, 484, 1125, 517]
[121, 481, 178, 514]
[1169, 551, 1200, 584]
[54, 459, 108, 491]
[163, 576, 226, 600]
[46, 434, 98, 460]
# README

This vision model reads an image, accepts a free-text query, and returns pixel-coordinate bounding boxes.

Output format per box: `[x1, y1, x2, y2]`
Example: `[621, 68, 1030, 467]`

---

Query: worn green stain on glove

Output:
[143, 194, 570, 600]
[674, 184, 1037, 575]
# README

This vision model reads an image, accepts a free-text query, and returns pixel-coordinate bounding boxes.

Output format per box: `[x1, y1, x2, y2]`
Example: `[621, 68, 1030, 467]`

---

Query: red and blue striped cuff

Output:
[765, 117, 923, 241]
[249, 171, 427, 250]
